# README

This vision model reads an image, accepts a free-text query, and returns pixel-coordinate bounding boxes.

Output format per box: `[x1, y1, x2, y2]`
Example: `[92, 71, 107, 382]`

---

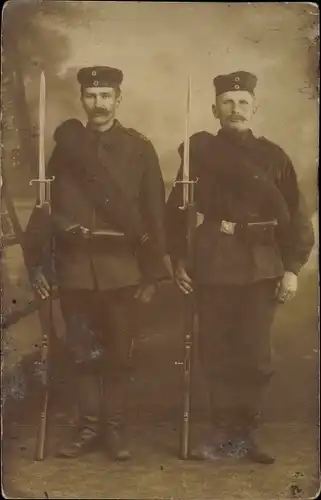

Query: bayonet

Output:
[30, 71, 55, 208]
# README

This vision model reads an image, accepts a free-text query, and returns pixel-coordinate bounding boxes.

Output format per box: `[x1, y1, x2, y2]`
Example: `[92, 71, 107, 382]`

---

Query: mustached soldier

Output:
[25, 66, 171, 460]
[165, 71, 314, 464]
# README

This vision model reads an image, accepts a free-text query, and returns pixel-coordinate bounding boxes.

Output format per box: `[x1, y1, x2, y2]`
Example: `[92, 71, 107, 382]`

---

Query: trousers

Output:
[59, 286, 138, 435]
[196, 279, 278, 432]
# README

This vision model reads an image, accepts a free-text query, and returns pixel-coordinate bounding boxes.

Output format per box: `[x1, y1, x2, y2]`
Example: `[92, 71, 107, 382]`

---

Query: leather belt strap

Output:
[220, 219, 277, 235]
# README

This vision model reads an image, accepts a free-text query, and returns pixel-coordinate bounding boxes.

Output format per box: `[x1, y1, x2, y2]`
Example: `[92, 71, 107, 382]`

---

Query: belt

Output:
[57, 225, 126, 242]
[219, 219, 278, 235]
[89, 229, 125, 238]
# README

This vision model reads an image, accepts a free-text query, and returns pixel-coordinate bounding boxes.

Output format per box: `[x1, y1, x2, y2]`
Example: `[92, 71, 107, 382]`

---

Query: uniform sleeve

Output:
[275, 152, 315, 275]
[140, 140, 166, 256]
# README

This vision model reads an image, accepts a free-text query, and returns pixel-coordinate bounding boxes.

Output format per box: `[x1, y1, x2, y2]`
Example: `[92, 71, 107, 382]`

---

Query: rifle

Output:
[174, 77, 198, 459]
[29, 71, 55, 461]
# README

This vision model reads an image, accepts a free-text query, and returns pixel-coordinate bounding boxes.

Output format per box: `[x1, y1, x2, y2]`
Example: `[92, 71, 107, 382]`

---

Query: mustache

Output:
[90, 108, 109, 115]
[228, 114, 246, 122]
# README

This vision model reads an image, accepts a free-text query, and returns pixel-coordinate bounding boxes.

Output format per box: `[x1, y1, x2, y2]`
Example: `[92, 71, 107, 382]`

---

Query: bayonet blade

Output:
[182, 76, 191, 207]
[38, 71, 46, 206]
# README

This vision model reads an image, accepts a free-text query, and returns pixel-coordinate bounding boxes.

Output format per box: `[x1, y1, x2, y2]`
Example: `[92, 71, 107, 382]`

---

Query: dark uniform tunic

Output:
[26, 119, 166, 291]
[25, 119, 166, 436]
[165, 128, 314, 433]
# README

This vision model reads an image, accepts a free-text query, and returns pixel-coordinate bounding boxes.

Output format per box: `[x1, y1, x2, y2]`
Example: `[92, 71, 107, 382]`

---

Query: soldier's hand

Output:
[163, 254, 174, 280]
[175, 262, 193, 295]
[32, 268, 50, 300]
[79, 226, 91, 239]
[134, 283, 157, 304]
[65, 224, 90, 239]
[276, 271, 298, 303]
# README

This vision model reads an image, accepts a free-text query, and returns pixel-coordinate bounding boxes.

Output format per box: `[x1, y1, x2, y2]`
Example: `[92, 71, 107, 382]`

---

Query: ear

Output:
[212, 104, 219, 119]
[116, 93, 122, 108]
[252, 97, 258, 115]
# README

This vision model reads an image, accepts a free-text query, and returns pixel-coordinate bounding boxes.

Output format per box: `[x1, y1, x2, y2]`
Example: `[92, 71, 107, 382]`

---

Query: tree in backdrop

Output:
[1, 0, 92, 197]
[1, 0, 94, 328]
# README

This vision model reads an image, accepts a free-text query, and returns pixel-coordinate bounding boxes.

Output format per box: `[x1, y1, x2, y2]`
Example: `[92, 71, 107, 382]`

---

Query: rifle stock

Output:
[29, 199, 55, 460]
[34, 303, 50, 461]
[34, 261, 53, 461]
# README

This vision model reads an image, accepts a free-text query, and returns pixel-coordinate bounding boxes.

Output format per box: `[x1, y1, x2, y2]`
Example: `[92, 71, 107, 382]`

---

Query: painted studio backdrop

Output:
[1, 0, 319, 473]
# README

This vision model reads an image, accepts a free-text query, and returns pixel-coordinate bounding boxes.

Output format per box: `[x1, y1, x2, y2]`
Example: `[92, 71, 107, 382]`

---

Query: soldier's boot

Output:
[57, 416, 100, 458]
[241, 434, 275, 464]
[190, 411, 234, 461]
[57, 369, 101, 459]
[233, 409, 275, 465]
[106, 417, 132, 462]
[103, 377, 132, 461]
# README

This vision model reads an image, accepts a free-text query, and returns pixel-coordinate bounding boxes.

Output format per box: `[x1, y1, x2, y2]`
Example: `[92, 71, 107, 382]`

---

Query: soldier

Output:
[24, 66, 171, 460]
[165, 71, 314, 464]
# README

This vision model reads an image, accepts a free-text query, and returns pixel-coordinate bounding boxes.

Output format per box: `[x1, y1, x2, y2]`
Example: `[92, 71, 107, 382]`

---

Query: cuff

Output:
[282, 260, 302, 276]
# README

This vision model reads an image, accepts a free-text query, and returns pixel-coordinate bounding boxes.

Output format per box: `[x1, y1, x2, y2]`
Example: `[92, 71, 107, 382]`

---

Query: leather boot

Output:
[190, 410, 234, 461]
[106, 419, 131, 461]
[103, 377, 132, 461]
[57, 416, 100, 458]
[57, 370, 101, 458]
[233, 408, 275, 464]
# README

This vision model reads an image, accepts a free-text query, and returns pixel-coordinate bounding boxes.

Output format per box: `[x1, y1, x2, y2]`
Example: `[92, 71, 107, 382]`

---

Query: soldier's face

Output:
[213, 90, 257, 131]
[81, 86, 121, 125]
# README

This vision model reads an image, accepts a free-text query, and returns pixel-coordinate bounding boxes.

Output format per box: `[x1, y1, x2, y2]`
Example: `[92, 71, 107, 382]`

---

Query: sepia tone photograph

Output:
[1, 1, 319, 499]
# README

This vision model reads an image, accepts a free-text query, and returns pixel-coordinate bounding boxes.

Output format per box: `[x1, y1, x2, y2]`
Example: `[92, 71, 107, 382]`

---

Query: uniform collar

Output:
[86, 119, 123, 146]
[217, 127, 255, 146]
[86, 118, 121, 133]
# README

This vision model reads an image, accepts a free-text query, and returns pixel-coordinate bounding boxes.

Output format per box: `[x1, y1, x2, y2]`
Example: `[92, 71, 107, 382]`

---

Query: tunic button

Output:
[234, 84, 240, 90]
[235, 76, 240, 82]
[93, 80, 99, 86]
[92, 70, 97, 76]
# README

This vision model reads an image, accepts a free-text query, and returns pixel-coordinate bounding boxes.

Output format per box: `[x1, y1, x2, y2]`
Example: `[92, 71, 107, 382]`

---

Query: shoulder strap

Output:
[210, 132, 291, 227]
[53, 120, 145, 244]
[124, 127, 150, 142]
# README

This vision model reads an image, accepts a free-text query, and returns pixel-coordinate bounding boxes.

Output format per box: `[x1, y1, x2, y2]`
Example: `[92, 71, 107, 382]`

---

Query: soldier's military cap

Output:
[213, 71, 257, 96]
[77, 66, 123, 88]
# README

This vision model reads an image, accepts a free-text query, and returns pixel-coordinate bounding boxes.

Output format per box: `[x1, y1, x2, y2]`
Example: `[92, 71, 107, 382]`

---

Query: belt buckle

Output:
[220, 220, 236, 235]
